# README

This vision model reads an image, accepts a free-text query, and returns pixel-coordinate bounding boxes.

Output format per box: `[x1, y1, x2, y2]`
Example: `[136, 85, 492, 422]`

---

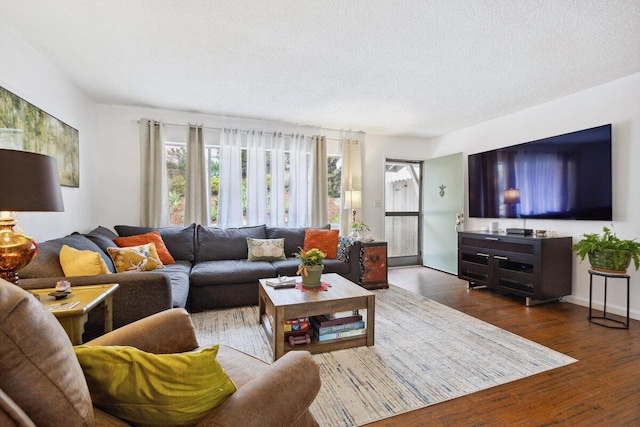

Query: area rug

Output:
[191, 285, 577, 426]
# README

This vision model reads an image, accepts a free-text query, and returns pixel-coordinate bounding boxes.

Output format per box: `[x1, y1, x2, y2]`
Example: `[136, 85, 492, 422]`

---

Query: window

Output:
[165, 138, 341, 227]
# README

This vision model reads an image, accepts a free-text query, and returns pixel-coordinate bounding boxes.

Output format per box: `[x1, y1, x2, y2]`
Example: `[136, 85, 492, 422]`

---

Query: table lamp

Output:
[344, 189, 362, 225]
[0, 149, 64, 284]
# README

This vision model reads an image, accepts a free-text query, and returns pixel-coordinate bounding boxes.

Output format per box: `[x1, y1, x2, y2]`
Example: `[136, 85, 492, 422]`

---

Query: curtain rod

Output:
[132, 119, 363, 142]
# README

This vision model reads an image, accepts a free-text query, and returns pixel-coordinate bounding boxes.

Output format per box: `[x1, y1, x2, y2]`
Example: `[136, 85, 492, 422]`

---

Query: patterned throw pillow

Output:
[59, 244, 110, 276]
[303, 229, 340, 259]
[107, 243, 165, 273]
[113, 231, 176, 265]
[74, 345, 236, 426]
[246, 238, 287, 261]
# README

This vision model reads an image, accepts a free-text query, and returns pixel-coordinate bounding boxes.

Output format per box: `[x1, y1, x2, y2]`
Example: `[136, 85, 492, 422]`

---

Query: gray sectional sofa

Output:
[17, 223, 360, 338]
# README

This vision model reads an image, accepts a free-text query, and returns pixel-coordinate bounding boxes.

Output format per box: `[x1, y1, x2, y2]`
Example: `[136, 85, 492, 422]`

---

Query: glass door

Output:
[384, 159, 422, 267]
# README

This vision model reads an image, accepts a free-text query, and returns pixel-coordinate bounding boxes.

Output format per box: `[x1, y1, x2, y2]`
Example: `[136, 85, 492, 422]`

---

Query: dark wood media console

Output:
[458, 231, 573, 306]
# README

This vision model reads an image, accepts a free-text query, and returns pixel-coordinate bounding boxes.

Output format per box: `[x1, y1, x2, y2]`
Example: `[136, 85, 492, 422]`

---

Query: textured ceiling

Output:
[1, 0, 639, 137]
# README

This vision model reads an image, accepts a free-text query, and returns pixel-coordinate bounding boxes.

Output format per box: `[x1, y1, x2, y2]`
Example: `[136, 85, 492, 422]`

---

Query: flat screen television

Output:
[468, 124, 612, 220]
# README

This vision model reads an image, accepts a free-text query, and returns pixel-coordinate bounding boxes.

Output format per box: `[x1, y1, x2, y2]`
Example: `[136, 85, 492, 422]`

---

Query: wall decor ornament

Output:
[0, 85, 79, 187]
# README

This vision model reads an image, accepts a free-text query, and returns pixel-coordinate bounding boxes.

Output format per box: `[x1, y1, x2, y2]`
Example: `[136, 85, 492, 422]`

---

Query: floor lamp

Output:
[0, 149, 64, 284]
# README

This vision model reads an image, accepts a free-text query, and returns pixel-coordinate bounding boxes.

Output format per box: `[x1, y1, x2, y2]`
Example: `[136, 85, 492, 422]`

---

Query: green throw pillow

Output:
[74, 345, 236, 427]
[246, 237, 287, 261]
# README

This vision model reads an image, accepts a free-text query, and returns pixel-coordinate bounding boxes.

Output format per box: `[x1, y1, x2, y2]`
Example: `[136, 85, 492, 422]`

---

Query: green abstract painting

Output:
[0, 85, 79, 187]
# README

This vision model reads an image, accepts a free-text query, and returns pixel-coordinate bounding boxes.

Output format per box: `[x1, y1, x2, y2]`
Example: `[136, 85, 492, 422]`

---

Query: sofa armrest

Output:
[20, 272, 173, 329]
[197, 351, 321, 427]
[343, 240, 362, 284]
[85, 308, 199, 354]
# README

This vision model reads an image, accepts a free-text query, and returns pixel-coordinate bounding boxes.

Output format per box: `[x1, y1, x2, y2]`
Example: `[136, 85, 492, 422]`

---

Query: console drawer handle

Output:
[494, 255, 509, 260]
[477, 252, 490, 257]
[485, 237, 500, 241]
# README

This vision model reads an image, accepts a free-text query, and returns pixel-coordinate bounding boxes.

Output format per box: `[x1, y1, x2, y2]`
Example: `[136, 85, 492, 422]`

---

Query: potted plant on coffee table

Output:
[572, 226, 640, 274]
[294, 247, 325, 289]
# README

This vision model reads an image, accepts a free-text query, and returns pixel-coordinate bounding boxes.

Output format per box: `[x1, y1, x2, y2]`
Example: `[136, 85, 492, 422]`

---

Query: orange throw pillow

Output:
[303, 229, 339, 259]
[113, 231, 176, 265]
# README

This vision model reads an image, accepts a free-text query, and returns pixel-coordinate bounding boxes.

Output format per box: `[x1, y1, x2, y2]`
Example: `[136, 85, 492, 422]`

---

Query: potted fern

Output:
[572, 226, 640, 274]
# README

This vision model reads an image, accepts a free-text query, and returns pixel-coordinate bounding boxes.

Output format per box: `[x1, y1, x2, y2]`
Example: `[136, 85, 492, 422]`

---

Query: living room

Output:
[1, 1, 640, 425]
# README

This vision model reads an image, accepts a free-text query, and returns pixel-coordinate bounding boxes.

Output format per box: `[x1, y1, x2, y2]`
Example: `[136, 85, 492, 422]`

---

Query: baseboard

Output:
[563, 295, 640, 321]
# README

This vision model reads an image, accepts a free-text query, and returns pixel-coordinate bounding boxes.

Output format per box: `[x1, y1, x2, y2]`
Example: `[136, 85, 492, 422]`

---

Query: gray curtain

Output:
[139, 119, 169, 227]
[311, 135, 329, 226]
[184, 124, 210, 225]
[340, 139, 362, 235]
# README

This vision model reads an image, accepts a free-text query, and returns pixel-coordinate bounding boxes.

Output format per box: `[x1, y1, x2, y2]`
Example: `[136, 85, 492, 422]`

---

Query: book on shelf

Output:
[310, 318, 365, 335]
[311, 313, 362, 327]
[317, 328, 367, 342]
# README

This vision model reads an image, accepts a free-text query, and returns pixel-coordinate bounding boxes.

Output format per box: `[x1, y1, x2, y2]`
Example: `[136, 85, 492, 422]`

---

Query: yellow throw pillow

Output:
[73, 345, 236, 427]
[107, 243, 164, 273]
[59, 244, 110, 277]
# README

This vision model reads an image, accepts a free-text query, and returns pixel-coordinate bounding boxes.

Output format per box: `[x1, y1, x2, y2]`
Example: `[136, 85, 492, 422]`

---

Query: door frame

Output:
[384, 158, 423, 267]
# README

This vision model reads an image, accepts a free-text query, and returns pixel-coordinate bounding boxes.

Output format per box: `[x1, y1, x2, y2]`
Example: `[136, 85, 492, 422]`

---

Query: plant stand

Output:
[588, 269, 630, 329]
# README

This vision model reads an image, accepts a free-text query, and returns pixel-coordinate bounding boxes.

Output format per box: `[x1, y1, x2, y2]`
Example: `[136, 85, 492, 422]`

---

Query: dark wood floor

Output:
[364, 266, 640, 426]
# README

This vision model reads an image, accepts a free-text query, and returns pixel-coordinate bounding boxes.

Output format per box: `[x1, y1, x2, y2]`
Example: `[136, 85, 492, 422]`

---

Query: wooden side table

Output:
[32, 283, 120, 344]
[358, 241, 388, 289]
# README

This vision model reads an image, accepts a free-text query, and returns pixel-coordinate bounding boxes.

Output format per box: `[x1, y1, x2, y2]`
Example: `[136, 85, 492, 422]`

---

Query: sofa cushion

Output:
[266, 225, 330, 259]
[190, 259, 277, 286]
[161, 261, 191, 308]
[115, 224, 196, 262]
[85, 227, 118, 272]
[0, 282, 94, 426]
[196, 225, 267, 262]
[113, 231, 176, 265]
[74, 344, 236, 427]
[303, 229, 340, 259]
[19, 234, 112, 279]
[107, 244, 165, 273]
[60, 245, 110, 277]
[246, 237, 286, 261]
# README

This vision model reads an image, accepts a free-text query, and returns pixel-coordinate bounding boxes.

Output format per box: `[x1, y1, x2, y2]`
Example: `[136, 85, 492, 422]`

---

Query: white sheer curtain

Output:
[311, 135, 328, 226]
[246, 130, 268, 225]
[288, 134, 310, 227]
[139, 119, 169, 227]
[184, 124, 210, 225]
[340, 139, 362, 235]
[217, 129, 243, 227]
[269, 132, 287, 226]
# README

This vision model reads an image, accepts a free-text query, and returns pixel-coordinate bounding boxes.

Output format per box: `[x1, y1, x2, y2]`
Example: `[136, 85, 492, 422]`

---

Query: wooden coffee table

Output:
[259, 273, 375, 360]
[32, 283, 119, 345]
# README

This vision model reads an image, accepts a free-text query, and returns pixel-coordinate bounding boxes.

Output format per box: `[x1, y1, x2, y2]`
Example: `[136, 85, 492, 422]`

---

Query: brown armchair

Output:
[0, 281, 321, 427]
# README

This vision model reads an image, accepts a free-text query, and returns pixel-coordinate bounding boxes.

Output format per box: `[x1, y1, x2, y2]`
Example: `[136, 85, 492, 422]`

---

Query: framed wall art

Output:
[0, 85, 79, 187]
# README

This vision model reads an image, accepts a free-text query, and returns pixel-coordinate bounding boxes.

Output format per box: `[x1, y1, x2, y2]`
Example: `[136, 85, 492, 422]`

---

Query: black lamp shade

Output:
[0, 149, 64, 212]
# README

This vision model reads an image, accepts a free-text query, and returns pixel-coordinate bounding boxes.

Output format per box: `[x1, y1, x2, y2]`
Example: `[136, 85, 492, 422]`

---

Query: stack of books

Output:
[310, 313, 366, 342]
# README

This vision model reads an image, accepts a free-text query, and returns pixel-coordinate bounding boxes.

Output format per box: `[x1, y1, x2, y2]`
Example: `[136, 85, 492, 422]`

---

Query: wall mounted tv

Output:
[468, 124, 612, 221]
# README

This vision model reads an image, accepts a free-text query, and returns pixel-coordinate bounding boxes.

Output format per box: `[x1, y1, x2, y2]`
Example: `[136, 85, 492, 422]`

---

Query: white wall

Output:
[360, 134, 433, 240]
[429, 72, 640, 319]
[0, 21, 96, 241]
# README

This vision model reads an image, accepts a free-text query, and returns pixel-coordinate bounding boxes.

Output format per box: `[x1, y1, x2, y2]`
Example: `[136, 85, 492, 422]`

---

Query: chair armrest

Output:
[197, 351, 321, 427]
[85, 308, 199, 354]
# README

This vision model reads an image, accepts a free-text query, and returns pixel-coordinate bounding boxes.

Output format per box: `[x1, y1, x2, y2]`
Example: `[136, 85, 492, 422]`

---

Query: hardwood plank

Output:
[362, 266, 640, 426]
